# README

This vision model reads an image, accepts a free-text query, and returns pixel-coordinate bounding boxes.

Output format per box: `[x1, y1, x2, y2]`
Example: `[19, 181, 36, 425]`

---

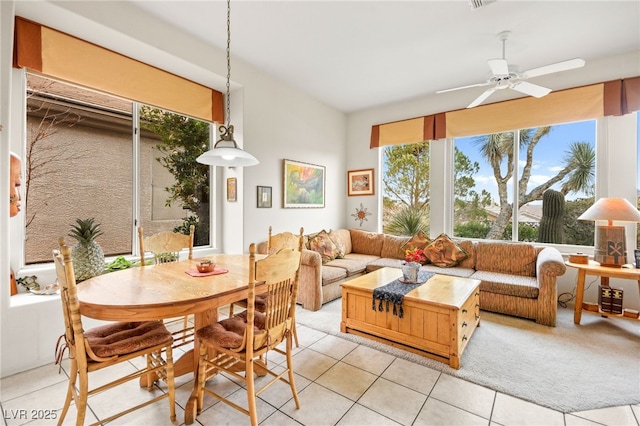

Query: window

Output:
[24, 74, 211, 264]
[381, 141, 430, 236]
[453, 121, 596, 245]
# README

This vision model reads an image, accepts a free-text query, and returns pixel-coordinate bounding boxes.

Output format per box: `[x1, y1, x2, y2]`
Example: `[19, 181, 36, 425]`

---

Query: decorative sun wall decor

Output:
[351, 203, 371, 226]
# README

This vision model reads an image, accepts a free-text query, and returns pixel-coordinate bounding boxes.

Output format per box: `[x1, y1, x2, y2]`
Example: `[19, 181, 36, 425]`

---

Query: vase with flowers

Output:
[402, 247, 425, 283]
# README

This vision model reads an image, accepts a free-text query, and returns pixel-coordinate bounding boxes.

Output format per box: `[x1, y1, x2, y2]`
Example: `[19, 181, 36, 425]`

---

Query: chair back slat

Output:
[139, 225, 194, 265]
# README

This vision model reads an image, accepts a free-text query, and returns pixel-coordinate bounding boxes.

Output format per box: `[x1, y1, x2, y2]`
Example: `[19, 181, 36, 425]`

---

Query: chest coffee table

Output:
[341, 267, 480, 369]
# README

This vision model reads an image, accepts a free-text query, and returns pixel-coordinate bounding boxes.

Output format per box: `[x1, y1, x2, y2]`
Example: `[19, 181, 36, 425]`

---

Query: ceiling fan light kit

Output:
[437, 30, 585, 108]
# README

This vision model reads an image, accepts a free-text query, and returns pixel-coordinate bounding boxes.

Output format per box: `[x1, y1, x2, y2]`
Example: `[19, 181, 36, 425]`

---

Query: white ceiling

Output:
[129, 0, 639, 113]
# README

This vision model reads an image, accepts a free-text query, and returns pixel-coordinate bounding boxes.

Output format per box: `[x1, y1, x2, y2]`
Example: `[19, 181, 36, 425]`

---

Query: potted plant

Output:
[402, 247, 425, 283]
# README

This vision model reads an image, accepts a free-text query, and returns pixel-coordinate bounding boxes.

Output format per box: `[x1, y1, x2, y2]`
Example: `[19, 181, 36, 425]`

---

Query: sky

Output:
[455, 120, 597, 205]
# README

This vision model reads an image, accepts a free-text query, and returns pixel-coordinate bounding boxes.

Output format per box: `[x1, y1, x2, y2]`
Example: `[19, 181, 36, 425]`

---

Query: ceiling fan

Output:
[437, 31, 585, 108]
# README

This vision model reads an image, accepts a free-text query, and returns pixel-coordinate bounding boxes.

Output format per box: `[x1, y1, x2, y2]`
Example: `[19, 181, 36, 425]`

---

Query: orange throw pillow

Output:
[423, 233, 468, 267]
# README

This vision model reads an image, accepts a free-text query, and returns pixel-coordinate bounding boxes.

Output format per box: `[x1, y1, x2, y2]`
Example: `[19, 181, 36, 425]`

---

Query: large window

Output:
[453, 121, 596, 245]
[24, 74, 211, 264]
[382, 141, 430, 236]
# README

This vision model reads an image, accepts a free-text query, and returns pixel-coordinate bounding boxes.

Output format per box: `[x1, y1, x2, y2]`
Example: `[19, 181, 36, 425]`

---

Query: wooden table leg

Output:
[574, 269, 587, 324]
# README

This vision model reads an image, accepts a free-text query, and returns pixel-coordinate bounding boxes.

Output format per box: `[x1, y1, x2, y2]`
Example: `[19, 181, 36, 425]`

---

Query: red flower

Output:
[405, 247, 426, 263]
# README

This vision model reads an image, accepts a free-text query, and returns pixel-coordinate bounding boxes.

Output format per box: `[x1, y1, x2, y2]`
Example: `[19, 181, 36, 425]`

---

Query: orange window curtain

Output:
[13, 17, 224, 123]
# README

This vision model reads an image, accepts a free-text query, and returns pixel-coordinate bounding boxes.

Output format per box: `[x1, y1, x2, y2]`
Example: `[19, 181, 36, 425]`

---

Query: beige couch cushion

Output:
[321, 265, 348, 285]
[475, 241, 536, 277]
[324, 258, 367, 276]
[471, 270, 540, 299]
[381, 234, 411, 259]
[455, 240, 476, 269]
[349, 229, 384, 256]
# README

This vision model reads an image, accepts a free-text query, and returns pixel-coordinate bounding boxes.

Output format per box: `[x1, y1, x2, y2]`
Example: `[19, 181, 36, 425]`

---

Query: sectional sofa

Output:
[258, 228, 567, 326]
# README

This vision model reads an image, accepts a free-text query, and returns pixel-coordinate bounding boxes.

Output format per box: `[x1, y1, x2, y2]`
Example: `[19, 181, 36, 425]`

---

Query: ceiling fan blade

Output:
[436, 81, 491, 94]
[511, 81, 551, 98]
[467, 88, 497, 108]
[488, 59, 509, 76]
[521, 58, 585, 79]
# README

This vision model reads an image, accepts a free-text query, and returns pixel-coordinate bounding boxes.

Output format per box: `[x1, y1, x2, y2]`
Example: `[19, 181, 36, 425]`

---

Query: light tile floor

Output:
[1, 320, 638, 426]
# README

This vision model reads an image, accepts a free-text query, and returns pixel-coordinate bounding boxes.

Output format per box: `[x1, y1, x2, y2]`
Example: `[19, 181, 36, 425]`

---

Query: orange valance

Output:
[371, 77, 639, 146]
[14, 17, 224, 123]
[370, 113, 445, 148]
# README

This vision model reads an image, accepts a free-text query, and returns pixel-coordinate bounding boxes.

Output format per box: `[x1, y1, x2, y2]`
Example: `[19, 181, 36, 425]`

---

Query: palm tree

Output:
[475, 127, 595, 239]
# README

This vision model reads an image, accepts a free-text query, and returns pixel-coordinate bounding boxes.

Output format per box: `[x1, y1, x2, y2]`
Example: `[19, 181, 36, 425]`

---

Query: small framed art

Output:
[347, 168, 374, 196]
[257, 186, 272, 208]
[227, 177, 237, 202]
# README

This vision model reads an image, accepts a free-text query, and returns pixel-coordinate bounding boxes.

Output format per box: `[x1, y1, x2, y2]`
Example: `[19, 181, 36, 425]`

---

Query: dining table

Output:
[76, 253, 265, 382]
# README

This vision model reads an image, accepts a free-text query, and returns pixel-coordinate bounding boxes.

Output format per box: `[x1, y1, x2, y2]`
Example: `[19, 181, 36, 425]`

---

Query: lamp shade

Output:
[196, 124, 259, 167]
[196, 146, 259, 167]
[577, 197, 640, 223]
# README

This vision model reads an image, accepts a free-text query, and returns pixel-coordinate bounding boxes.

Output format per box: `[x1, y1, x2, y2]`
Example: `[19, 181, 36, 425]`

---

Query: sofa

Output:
[259, 228, 567, 327]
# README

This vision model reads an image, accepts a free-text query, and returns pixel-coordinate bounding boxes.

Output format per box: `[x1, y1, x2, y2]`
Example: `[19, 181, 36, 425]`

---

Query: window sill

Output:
[9, 291, 60, 308]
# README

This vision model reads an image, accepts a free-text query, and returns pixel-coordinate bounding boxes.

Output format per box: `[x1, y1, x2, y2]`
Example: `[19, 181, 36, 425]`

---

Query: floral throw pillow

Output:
[306, 230, 341, 264]
[327, 229, 346, 258]
[423, 233, 468, 267]
[402, 231, 431, 264]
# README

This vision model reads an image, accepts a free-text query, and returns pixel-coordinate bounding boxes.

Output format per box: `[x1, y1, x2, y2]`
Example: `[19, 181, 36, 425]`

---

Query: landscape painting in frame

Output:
[347, 168, 374, 196]
[283, 159, 325, 208]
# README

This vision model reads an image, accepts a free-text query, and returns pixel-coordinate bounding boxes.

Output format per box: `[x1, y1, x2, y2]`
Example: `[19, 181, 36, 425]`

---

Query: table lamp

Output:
[578, 197, 640, 267]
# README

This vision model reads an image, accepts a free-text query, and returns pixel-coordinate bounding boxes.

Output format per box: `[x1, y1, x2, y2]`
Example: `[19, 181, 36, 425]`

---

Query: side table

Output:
[565, 260, 640, 324]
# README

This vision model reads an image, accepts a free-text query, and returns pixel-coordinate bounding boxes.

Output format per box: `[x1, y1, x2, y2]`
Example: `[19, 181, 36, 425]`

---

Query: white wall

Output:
[0, 0, 346, 377]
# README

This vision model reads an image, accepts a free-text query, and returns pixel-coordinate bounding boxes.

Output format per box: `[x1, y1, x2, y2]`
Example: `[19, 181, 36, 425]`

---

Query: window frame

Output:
[14, 70, 218, 272]
[442, 115, 612, 254]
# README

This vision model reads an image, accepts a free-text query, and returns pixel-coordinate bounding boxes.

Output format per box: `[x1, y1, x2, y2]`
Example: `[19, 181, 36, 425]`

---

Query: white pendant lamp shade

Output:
[197, 124, 258, 167]
[196, 145, 259, 167]
[197, 0, 258, 168]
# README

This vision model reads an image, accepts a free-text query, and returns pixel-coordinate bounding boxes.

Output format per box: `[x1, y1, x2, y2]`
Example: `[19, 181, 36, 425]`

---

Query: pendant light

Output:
[197, 0, 258, 167]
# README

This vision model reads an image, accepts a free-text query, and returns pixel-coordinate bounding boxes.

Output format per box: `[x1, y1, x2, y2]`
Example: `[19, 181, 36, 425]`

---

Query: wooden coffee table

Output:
[341, 267, 480, 369]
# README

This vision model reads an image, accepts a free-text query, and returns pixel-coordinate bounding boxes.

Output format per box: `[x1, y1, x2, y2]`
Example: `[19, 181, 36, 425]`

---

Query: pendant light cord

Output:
[225, 0, 231, 128]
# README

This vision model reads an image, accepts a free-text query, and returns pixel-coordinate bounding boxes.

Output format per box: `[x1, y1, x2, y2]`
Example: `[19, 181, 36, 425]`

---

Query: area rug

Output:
[296, 299, 640, 413]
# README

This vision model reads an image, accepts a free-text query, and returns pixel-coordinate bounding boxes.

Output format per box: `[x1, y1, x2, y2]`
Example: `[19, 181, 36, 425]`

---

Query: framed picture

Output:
[257, 186, 272, 208]
[226, 177, 237, 202]
[283, 159, 325, 208]
[347, 168, 374, 196]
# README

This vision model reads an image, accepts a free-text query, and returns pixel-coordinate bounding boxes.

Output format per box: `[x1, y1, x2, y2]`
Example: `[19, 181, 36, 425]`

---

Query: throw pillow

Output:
[402, 231, 431, 264]
[307, 230, 341, 264]
[327, 229, 346, 258]
[423, 233, 469, 267]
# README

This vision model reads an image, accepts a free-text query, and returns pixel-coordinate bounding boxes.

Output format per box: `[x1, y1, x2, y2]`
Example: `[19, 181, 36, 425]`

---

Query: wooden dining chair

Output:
[138, 225, 194, 346]
[229, 226, 304, 346]
[53, 239, 176, 426]
[185, 241, 303, 426]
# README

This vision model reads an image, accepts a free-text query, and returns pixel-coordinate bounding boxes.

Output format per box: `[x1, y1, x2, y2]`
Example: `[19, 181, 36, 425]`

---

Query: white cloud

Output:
[529, 175, 552, 185]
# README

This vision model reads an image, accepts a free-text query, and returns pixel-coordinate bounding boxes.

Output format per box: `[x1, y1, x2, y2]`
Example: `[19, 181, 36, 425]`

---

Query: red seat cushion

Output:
[84, 321, 172, 358]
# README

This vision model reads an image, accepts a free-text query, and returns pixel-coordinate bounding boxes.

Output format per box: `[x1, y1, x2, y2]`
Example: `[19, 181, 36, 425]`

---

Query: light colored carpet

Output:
[296, 299, 640, 413]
